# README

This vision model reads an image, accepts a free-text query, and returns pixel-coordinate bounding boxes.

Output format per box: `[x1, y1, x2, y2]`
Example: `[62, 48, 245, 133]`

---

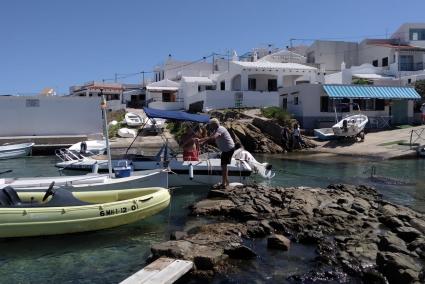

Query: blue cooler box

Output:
[114, 161, 132, 178]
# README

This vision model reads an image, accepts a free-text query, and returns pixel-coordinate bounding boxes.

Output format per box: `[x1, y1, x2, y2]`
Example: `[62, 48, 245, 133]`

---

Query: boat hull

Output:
[332, 114, 368, 137]
[0, 187, 170, 238]
[0, 170, 168, 191]
[0, 143, 34, 159]
[56, 158, 252, 186]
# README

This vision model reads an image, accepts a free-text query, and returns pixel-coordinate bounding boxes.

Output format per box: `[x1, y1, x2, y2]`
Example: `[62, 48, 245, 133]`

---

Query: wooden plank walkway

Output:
[120, 258, 193, 284]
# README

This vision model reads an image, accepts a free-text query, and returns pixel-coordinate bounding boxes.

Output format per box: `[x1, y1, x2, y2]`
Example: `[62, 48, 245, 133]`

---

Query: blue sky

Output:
[1, 0, 425, 94]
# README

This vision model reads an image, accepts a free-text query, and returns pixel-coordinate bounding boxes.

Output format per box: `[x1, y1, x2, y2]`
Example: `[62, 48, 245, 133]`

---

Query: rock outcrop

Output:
[150, 184, 425, 283]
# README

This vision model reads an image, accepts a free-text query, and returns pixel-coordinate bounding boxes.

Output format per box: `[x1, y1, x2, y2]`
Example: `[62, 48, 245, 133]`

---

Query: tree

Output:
[414, 80, 425, 99]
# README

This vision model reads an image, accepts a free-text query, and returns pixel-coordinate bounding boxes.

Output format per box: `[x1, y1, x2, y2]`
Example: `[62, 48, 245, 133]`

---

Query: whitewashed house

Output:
[69, 82, 126, 111]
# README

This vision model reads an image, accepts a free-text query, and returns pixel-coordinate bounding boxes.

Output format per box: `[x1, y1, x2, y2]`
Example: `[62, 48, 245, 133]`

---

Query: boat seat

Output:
[3, 186, 22, 205]
[0, 189, 12, 206]
[41, 188, 92, 207]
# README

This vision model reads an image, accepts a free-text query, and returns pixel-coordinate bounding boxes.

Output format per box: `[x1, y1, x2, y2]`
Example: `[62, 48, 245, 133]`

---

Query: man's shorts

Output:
[221, 148, 235, 166]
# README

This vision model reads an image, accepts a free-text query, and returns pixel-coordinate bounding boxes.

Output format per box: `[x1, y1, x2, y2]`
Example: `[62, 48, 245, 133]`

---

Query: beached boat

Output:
[332, 114, 368, 138]
[313, 128, 335, 140]
[332, 104, 368, 140]
[68, 140, 106, 155]
[118, 128, 137, 138]
[0, 143, 34, 159]
[125, 112, 144, 127]
[0, 169, 168, 191]
[0, 185, 170, 238]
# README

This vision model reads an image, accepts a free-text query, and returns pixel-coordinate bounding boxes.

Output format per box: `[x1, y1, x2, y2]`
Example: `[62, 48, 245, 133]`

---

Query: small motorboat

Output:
[0, 142, 35, 160]
[332, 114, 368, 139]
[332, 103, 368, 140]
[0, 184, 170, 238]
[313, 128, 335, 140]
[0, 169, 168, 191]
[118, 128, 137, 138]
[125, 112, 144, 127]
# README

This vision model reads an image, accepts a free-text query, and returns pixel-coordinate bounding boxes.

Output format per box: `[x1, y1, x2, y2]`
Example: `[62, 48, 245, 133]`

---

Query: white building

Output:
[146, 51, 318, 111]
[0, 96, 103, 136]
[69, 82, 126, 111]
[306, 23, 425, 81]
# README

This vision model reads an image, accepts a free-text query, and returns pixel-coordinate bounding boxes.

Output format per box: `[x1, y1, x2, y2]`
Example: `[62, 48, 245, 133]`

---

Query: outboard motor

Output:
[342, 120, 348, 132]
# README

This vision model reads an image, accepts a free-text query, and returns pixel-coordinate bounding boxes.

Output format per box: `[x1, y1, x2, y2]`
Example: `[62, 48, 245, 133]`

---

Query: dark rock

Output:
[361, 269, 387, 284]
[395, 226, 421, 243]
[224, 243, 257, 259]
[191, 199, 236, 216]
[378, 233, 411, 255]
[208, 189, 229, 198]
[376, 252, 421, 283]
[297, 230, 324, 244]
[246, 221, 268, 238]
[231, 204, 258, 220]
[267, 234, 290, 250]
[409, 217, 425, 234]
[379, 215, 404, 230]
[193, 248, 227, 270]
[170, 231, 188, 240]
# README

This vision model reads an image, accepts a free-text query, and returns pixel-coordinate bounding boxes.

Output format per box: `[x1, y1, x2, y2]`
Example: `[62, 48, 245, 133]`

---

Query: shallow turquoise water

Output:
[0, 155, 423, 283]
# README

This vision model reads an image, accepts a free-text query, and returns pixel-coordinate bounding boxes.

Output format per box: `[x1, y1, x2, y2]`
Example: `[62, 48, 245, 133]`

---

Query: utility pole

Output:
[141, 71, 145, 88]
[114, 73, 118, 83]
[212, 53, 215, 74]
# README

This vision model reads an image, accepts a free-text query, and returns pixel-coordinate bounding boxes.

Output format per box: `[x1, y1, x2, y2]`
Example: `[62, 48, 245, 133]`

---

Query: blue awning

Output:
[143, 107, 210, 123]
[323, 85, 421, 100]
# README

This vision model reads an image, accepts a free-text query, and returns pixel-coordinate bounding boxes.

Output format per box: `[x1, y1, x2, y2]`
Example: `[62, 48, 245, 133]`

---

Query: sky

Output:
[1, 0, 425, 95]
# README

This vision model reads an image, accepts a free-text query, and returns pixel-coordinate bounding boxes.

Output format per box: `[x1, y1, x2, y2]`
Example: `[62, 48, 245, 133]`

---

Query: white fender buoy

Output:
[189, 163, 194, 180]
[92, 162, 99, 174]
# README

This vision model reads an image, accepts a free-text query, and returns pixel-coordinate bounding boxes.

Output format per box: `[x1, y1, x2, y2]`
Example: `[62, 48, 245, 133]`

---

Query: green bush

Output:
[260, 107, 292, 126]
[166, 121, 186, 140]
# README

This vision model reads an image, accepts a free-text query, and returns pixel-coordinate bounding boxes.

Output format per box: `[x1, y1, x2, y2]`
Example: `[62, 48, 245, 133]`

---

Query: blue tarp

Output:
[143, 107, 210, 123]
[323, 84, 421, 99]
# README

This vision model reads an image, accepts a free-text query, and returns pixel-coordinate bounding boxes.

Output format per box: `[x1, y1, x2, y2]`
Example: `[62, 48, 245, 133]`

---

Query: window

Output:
[382, 57, 388, 67]
[372, 60, 378, 67]
[410, 29, 425, 41]
[282, 98, 287, 110]
[293, 96, 299, 105]
[26, 99, 40, 107]
[268, 79, 277, 91]
[320, 97, 350, 112]
[375, 99, 385, 111]
[205, 85, 215, 90]
[320, 96, 329, 112]
[220, 81, 225, 90]
[353, 99, 375, 111]
[248, 78, 256, 91]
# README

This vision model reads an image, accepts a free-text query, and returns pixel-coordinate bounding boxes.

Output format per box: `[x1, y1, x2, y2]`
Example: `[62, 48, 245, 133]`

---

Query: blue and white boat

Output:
[0, 142, 34, 160]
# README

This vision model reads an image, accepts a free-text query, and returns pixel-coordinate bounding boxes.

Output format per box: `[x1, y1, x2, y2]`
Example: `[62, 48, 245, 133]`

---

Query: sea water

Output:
[0, 155, 423, 283]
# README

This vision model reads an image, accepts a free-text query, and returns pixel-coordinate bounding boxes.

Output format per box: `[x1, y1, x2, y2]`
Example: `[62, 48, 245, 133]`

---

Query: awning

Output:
[143, 107, 210, 123]
[146, 79, 180, 91]
[323, 85, 421, 99]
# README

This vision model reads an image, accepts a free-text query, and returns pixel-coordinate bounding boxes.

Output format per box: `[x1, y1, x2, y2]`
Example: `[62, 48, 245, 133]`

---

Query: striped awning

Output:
[323, 84, 421, 99]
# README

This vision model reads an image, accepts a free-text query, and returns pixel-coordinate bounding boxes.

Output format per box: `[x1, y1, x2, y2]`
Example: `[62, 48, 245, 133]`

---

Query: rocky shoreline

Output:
[150, 184, 425, 283]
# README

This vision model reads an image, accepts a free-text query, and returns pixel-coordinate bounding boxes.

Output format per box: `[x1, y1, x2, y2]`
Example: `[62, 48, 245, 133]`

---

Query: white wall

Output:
[185, 90, 279, 111]
[306, 41, 358, 72]
[0, 96, 103, 136]
[358, 41, 393, 68]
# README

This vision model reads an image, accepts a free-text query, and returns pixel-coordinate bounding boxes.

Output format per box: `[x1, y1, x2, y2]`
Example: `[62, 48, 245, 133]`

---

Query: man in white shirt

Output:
[200, 118, 235, 188]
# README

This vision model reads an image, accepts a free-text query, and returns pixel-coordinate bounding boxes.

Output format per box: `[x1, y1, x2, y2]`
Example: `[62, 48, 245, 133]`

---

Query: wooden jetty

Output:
[120, 258, 193, 284]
